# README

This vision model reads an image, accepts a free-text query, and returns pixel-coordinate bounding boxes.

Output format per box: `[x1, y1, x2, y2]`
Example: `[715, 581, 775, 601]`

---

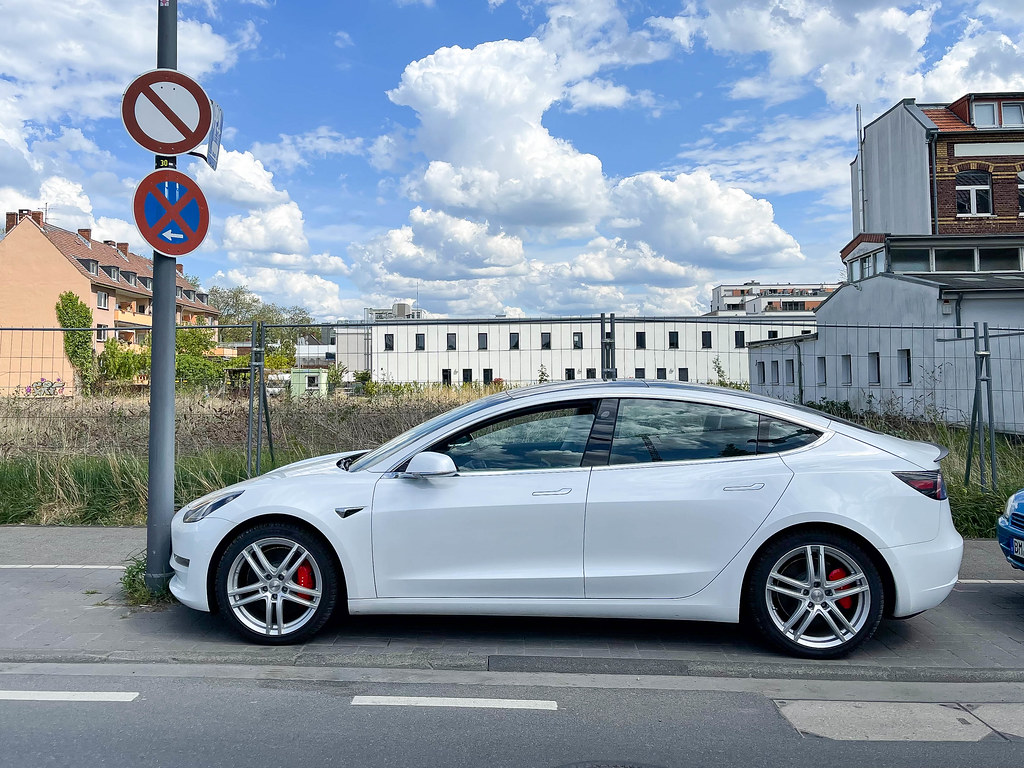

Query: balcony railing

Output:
[115, 308, 152, 327]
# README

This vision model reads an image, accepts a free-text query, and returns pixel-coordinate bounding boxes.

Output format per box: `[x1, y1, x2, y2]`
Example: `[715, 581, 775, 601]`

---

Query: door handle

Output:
[722, 483, 765, 491]
[532, 488, 572, 496]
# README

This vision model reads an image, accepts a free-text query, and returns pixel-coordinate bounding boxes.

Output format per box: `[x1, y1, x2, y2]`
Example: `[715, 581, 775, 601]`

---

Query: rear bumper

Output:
[881, 516, 963, 617]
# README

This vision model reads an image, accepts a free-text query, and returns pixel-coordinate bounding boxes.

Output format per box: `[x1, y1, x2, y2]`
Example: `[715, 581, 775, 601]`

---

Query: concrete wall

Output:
[748, 277, 1024, 433]
[858, 104, 933, 235]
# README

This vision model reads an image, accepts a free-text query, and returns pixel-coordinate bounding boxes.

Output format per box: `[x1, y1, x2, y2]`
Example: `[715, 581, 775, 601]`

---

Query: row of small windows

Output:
[755, 350, 913, 387]
[382, 329, 771, 352]
[439, 368, 692, 384]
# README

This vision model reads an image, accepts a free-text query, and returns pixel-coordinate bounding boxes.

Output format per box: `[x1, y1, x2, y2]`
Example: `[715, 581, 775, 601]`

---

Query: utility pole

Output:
[145, 0, 178, 591]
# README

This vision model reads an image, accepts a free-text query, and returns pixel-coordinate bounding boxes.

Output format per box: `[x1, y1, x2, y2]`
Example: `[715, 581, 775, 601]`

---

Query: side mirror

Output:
[400, 452, 458, 479]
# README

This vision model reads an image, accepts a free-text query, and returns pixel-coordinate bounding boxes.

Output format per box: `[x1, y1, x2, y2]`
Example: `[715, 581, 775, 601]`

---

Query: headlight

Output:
[182, 491, 244, 523]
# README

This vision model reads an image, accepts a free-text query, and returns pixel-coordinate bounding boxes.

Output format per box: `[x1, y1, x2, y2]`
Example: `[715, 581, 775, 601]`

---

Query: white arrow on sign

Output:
[162, 230, 185, 241]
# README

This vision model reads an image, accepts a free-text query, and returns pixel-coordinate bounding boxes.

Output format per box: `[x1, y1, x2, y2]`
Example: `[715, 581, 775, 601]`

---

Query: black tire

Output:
[746, 529, 884, 659]
[214, 522, 339, 645]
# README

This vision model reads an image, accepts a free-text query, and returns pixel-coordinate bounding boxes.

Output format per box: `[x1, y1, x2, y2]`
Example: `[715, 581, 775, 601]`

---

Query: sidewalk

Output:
[0, 525, 1022, 681]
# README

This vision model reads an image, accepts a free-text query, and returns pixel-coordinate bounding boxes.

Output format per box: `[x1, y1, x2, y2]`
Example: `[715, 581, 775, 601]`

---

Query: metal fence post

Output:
[245, 319, 257, 478]
[983, 322, 998, 488]
[255, 322, 265, 475]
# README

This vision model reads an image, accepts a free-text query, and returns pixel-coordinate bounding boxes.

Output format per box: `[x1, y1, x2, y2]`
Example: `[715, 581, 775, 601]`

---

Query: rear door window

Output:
[609, 399, 759, 464]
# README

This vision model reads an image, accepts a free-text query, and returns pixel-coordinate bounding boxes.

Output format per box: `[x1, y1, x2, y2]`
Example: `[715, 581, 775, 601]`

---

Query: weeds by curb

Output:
[120, 550, 176, 607]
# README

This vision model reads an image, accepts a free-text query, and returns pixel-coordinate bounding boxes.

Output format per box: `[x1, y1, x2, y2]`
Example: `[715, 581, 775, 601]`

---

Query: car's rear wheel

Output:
[747, 530, 884, 659]
[215, 523, 338, 645]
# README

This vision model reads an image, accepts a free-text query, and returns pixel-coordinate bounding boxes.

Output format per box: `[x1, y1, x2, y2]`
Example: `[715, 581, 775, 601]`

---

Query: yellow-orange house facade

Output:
[0, 209, 221, 395]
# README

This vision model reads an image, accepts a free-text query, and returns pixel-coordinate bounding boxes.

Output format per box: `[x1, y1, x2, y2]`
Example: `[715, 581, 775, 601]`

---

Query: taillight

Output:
[893, 470, 947, 500]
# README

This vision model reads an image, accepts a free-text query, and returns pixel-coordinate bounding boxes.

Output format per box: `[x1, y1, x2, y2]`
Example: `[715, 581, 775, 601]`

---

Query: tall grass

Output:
[0, 387, 1020, 534]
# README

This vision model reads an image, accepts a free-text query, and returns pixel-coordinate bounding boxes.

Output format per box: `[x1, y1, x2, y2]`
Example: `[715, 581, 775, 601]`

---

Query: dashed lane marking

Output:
[0, 565, 126, 570]
[0, 691, 138, 702]
[351, 695, 557, 711]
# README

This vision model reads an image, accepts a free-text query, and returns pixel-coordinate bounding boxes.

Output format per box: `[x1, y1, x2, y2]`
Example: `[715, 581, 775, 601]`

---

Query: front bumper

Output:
[996, 515, 1024, 572]
[881, 512, 963, 617]
[169, 514, 235, 612]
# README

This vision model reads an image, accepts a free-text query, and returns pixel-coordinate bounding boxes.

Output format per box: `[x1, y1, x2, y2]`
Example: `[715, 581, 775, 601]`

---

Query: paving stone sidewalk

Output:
[0, 526, 1022, 680]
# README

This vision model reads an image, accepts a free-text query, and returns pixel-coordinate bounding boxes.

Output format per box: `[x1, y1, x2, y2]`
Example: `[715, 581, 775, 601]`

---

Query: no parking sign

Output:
[132, 168, 209, 257]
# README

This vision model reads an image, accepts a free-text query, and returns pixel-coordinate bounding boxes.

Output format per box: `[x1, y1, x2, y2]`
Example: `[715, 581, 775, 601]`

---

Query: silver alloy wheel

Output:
[225, 536, 323, 637]
[764, 544, 871, 650]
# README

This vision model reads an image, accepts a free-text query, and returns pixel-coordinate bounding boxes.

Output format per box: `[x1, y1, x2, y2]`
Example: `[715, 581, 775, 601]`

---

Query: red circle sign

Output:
[122, 70, 212, 156]
[133, 169, 210, 257]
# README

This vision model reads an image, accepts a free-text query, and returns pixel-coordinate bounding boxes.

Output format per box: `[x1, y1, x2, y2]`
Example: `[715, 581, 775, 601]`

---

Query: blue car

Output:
[997, 489, 1024, 571]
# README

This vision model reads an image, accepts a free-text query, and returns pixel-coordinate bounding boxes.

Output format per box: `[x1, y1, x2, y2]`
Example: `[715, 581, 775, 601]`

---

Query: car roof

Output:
[505, 379, 839, 430]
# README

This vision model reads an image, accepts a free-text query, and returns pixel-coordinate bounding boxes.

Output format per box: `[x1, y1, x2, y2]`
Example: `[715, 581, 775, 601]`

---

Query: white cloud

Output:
[335, 30, 353, 48]
[192, 150, 290, 208]
[347, 207, 526, 283]
[251, 128, 363, 174]
[212, 266, 365, 321]
[676, 111, 856, 208]
[610, 171, 804, 268]
[224, 201, 308, 254]
[918, 20, 1024, 101]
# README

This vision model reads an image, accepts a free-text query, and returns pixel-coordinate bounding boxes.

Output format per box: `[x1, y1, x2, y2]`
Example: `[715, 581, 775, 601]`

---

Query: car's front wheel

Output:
[214, 522, 338, 644]
[747, 530, 884, 659]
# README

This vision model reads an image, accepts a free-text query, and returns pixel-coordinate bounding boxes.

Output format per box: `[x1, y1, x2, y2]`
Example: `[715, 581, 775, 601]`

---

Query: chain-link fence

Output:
[2, 318, 1021, 476]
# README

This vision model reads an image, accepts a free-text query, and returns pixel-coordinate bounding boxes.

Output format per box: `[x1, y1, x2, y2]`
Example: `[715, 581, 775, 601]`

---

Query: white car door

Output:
[584, 398, 806, 599]
[371, 400, 598, 599]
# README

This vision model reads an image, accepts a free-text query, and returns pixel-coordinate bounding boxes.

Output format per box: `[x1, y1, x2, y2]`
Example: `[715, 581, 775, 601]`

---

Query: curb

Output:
[3, 649, 1024, 684]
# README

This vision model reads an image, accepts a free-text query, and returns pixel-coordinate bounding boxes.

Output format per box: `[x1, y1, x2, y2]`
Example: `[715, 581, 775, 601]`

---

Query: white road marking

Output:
[0, 691, 138, 702]
[775, 700, 992, 741]
[956, 578, 1022, 584]
[966, 703, 1024, 738]
[0, 565, 126, 570]
[351, 695, 557, 711]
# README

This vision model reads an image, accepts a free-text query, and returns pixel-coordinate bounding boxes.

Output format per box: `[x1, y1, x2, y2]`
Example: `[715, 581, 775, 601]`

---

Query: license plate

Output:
[1015, 538, 1024, 558]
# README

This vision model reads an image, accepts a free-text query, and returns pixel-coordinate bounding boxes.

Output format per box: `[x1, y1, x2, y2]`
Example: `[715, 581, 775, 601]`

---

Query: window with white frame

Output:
[96, 291, 108, 309]
[96, 324, 108, 341]
[1003, 103, 1024, 127]
[974, 102, 997, 127]
[956, 170, 993, 215]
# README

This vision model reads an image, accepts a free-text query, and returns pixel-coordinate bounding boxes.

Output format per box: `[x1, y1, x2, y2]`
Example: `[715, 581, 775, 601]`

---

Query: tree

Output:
[206, 285, 318, 347]
[54, 291, 96, 392]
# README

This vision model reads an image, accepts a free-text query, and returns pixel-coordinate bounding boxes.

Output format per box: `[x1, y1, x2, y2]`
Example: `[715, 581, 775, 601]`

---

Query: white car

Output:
[170, 381, 963, 659]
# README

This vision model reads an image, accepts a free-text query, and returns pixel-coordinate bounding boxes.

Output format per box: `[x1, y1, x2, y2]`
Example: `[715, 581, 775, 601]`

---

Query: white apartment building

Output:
[315, 313, 817, 387]
[708, 282, 840, 315]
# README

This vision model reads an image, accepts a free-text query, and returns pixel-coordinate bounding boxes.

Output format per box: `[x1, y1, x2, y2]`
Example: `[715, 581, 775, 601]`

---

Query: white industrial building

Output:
[308, 312, 817, 387]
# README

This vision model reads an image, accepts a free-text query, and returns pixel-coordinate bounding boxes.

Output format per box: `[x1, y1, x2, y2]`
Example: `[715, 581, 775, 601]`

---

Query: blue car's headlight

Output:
[182, 491, 244, 523]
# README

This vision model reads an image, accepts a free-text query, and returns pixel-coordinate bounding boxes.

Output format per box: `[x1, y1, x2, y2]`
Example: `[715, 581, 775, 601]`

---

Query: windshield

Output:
[347, 390, 511, 472]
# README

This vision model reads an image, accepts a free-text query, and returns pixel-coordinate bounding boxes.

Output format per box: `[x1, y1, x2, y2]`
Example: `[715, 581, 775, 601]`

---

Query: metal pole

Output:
[609, 312, 617, 380]
[145, 0, 179, 593]
[145, 0, 178, 591]
[246, 320, 258, 477]
[983, 323, 998, 488]
[965, 323, 981, 487]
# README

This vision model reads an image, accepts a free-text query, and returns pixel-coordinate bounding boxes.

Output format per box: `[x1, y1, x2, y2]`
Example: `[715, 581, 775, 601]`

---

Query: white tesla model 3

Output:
[170, 381, 963, 659]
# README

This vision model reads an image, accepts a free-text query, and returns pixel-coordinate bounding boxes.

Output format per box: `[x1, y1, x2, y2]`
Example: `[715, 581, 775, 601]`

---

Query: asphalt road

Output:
[1, 665, 1022, 768]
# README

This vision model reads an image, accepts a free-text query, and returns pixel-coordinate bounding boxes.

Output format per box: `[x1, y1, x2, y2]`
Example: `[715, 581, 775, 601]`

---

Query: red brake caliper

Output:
[828, 568, 853, 610]
[296, 562, 314, 602]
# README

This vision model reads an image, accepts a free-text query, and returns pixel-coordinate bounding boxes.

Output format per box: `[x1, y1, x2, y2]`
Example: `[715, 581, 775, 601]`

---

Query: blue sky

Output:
[3, 0, 1024, 319]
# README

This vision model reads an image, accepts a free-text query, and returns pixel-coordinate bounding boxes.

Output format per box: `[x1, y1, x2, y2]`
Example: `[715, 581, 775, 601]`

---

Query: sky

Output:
[3, 0, 1024, 320]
